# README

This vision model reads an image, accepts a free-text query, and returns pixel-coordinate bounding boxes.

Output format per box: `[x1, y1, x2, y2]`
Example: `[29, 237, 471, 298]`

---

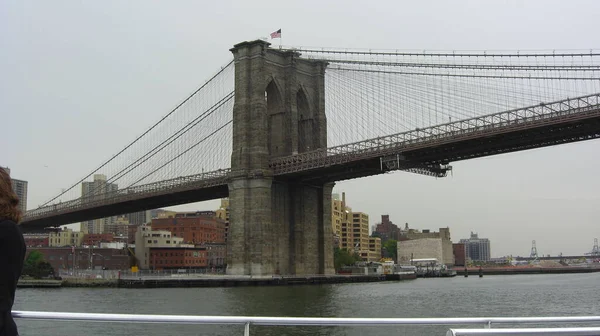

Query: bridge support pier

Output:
[226, 39, 332, 276]
[227, 179, 334, 276]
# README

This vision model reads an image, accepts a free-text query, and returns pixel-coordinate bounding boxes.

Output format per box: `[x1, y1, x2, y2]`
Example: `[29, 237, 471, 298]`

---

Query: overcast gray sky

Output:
[2, 0, 599, 257]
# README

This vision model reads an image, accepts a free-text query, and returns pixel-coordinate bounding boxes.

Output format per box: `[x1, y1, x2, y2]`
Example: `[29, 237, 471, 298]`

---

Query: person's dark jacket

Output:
[0, 219, 26, 336]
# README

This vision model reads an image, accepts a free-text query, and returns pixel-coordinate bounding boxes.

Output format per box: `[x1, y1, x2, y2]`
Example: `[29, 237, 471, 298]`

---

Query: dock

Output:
[17, 279, 63, 288]
[118, 274, 391, 288]
[456, 266, 600, 276]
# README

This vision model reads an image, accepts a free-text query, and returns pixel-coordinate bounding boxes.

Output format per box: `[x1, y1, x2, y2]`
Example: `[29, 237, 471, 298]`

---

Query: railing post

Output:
[484, 321, 491, 329]
[244, 322, 250, 336]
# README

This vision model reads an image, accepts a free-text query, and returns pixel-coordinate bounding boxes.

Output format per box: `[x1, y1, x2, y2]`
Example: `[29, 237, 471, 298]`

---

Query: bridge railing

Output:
[269, 93, 600, 174]
[12, 311, 600, 336]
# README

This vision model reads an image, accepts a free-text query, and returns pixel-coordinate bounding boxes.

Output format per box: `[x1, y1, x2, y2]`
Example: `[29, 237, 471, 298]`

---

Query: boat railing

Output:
[13, 311, 600, 335]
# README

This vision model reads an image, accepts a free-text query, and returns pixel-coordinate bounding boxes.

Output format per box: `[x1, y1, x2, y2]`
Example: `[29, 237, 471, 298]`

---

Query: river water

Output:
[14, 273, 600, 336]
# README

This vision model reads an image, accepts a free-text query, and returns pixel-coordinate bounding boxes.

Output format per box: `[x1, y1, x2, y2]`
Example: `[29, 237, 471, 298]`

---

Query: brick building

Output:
[27, 247, 131, 271]
[201, 243, 226, 269]
[83, 233, 114, 246]
[215, 199, 230, 242]
[23, 233, 49, 248]
[150, 211, 226, 244]
[149, 247, 207, 270]
[127, 224, 141, 244]
[453, 243, 466, 266]
[373, 215, 402, 242]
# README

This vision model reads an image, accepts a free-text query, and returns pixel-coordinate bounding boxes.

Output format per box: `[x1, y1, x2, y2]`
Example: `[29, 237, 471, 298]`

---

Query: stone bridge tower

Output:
[227, 40, 335, 276]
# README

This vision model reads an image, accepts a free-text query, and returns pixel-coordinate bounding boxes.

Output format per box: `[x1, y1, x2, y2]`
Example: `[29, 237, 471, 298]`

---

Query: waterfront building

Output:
[49, 228, 84, 247]
[23, 233, 49, 248]
[215, 199, 230, 241]
[459, 232, 491, 261]
[453, 243, 466, 266]
[134, 224, 195, 269]
[82, 233, 114, 246]
[397, 227, 454, 266]
[332, 192, 381, 262]
[150, 211, 226, 245]
[27, 247, 130, 271]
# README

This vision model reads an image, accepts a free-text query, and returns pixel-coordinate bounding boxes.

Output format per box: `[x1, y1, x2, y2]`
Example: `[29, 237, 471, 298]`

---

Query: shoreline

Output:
[455, 266, 600, 276]
[18, 267, 600, 289]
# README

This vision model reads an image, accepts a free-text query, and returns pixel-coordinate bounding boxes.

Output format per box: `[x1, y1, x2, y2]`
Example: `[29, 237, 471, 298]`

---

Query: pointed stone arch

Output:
[297, 87, 314, 153]
[265, 79, 287, 157]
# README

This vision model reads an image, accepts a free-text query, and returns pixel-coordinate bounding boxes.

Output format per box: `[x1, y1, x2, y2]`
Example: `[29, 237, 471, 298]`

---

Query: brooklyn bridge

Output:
[20, 40, 600, 276]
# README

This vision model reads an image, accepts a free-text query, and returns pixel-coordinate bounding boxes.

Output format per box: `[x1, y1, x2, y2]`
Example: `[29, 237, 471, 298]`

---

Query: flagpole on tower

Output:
[270, 28, 282, 49]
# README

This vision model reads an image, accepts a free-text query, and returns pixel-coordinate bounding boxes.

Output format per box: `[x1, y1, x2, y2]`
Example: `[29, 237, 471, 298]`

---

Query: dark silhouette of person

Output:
[0, 169, 26, 336]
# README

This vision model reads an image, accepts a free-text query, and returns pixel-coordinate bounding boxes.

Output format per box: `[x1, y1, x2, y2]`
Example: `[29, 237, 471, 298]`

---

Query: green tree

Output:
[22, 250, 55, 279]
[334, 247, 362, 271]
[382, 239, 398, 262]
[25, 250, 44, 265]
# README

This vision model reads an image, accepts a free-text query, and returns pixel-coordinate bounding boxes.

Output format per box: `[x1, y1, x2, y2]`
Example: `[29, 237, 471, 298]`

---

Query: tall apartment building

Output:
[127, 210, 151, 226]
[331, 193, 348, 247]
[215, 199, 230, 242]
[1, 166, 28, 214]
[373, 215, 403, 242]
[81, 174, 118, 234]
[106, 216, 130, 239]
[459, 232, 491, 262]
[11, 178, 28, 214]
[332, 193, 381, 262]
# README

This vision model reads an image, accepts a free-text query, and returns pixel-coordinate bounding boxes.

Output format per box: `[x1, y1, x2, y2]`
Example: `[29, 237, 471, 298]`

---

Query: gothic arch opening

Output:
[266, 80, 285, 156]
[297, 88, 314, 153]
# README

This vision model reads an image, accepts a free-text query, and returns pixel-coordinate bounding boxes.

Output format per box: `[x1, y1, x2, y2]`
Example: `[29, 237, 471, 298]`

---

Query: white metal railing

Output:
[13, 311, 600, 336]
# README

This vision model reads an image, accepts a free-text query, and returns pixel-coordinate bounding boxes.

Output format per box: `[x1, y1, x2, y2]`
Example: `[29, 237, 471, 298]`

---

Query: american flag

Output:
[270, 29, 281, 39]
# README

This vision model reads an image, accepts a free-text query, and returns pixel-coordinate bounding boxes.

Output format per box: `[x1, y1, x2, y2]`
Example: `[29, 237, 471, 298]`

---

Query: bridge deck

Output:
[21, 94, 600, 231]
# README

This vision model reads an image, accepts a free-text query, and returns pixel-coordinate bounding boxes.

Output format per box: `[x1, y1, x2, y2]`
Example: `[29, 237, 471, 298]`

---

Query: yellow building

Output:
[367, 237, 382, 262]
[332, 193, 381, 262]
[331, 193, 348, 247]
[49, 228, 84, 247]
[157, 210, 177, 219]
[215, 198, 230, 242]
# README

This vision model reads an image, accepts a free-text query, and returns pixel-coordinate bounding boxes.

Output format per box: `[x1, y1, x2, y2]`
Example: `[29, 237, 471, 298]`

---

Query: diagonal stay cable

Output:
[40, 60, 234, 207]
[124, 119, 233, 189]
[100, 92, 234, 188]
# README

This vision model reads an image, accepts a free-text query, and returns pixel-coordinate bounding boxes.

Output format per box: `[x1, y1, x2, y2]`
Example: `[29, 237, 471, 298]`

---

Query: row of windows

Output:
[151, 251, 206, 257]
[151, 259, 206, 265]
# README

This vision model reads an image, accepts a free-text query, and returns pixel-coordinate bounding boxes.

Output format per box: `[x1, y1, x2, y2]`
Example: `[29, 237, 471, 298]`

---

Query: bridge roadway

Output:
[21, 94, 600, 232]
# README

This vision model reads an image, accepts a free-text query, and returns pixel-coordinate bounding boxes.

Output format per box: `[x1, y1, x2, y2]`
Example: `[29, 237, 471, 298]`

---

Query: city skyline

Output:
[2, 0, 599, 257]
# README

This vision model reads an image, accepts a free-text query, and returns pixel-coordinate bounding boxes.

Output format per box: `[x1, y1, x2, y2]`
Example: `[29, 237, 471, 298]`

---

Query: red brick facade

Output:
[453, 243, 466, 266]
[127, 224, 141, 244]
[27, 247, 131, 271]
[23, 234, 49, 248]
[151, 212, 226, 244]
[83, 233, 114, 246]
[149, 247, 207, 269]
[374, 215, 402, 242]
